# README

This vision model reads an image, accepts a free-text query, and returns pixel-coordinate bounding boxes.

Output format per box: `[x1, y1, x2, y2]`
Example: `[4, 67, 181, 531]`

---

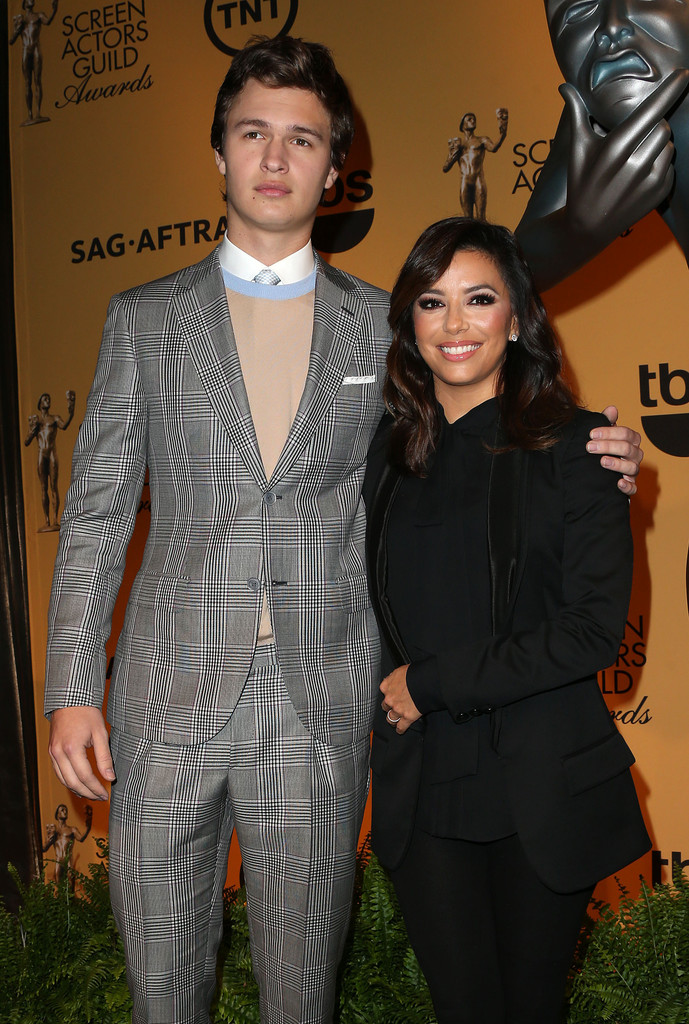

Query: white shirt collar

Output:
[219, 235, 315, 285]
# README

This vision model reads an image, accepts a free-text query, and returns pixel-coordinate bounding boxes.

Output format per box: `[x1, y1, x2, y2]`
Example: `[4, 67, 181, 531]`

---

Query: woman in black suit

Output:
[364, 218, 650, 1024]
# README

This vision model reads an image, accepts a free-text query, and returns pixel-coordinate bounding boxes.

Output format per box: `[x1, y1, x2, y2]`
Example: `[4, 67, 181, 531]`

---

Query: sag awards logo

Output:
[599, 614, 652, 728]
[204, 0, 298, 56]
[57, 1, 152, 107]
[10, 0, 154, 116]
[511, 138, 553, 194]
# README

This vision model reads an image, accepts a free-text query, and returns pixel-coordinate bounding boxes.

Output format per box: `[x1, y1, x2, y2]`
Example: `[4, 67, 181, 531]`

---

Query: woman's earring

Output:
[509, 333, 518, 342]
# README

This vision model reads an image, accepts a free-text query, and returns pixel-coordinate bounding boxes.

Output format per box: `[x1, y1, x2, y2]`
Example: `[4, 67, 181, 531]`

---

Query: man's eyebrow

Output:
[289, 124, 325, 141]
[232, 117, 325, 141]
[232, 117, 270, 132]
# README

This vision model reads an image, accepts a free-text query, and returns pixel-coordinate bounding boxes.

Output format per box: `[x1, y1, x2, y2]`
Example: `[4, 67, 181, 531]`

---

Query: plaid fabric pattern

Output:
[45, 249, 390, 747]
[109, 648, 370, 1024]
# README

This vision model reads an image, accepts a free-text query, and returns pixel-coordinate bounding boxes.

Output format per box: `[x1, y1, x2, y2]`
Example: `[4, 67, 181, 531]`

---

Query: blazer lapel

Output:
[487, 445, 529, 634]
[270, 258, 365, 482]
[172, 249, 267, 487]
[366, 456, 412, 667]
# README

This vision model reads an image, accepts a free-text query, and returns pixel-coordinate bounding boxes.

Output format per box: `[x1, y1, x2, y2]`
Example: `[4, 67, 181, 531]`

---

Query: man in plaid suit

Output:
[45, 35, 643, 1024]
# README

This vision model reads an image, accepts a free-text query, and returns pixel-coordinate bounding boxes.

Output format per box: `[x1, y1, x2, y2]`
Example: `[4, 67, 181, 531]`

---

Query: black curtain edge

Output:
[1, 11, 43, 911]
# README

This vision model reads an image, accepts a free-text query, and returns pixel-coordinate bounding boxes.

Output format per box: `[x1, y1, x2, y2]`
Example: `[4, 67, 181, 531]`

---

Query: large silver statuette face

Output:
[546, 0, 689, 129]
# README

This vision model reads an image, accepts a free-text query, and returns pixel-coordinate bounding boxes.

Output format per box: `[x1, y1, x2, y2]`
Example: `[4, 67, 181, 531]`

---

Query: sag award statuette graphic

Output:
[443, 108, 508, 221]
[25, 389, 75, 532]
[42, 803, 93, 886]
[9, 0, 59, 126]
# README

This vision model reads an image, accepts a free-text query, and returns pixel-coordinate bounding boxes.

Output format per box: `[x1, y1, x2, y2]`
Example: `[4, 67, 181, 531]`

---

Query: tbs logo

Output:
[651, 849, 689, 886]
[639, 363, 689, 457]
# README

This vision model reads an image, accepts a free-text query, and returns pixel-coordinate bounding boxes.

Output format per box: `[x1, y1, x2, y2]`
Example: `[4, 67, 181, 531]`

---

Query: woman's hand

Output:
[380, 665, 422, 734]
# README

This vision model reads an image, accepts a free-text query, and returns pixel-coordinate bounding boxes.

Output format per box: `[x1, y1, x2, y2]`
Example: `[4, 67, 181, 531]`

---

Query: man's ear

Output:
[324, 165, 339, 192]
[214, 148, 226, 176]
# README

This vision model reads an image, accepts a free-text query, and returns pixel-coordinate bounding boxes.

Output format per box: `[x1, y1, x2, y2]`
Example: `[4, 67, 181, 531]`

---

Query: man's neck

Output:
[226, 223, 313, 266]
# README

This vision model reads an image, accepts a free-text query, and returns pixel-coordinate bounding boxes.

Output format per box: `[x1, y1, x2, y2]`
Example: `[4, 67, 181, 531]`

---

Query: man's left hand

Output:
[380, 665, 422, 735]
[587, 405, 643, 496]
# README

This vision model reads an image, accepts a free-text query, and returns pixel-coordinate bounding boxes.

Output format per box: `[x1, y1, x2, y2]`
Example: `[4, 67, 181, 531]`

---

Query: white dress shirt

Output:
[218, 235, 315, 285]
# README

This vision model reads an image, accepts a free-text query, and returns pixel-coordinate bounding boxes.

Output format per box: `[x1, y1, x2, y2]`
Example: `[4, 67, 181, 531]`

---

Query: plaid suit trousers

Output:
[108, 645, 370, 1024]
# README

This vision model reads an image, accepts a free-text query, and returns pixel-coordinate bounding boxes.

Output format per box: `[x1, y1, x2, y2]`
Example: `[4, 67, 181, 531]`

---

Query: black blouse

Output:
[385, 398, 515, 841]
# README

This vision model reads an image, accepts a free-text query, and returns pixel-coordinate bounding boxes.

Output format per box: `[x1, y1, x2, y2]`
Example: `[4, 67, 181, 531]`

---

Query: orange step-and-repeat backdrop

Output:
[9, 0, 689, 900]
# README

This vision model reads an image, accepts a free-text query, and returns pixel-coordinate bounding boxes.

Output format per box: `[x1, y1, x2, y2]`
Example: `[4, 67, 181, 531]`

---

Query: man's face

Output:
[546, 0, 689, 128]
[215, 79, 338, 257]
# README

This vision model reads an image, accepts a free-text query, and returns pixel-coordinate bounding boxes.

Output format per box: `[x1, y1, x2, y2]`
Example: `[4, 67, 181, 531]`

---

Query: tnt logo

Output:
[639, 363, 689, 457]
[204, 0, 298, 56]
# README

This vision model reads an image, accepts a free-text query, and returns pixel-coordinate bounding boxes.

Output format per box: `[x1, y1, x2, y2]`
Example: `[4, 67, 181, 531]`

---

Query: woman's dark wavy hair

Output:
[210, 36, 354, 171]
[384, 217, 577, 475]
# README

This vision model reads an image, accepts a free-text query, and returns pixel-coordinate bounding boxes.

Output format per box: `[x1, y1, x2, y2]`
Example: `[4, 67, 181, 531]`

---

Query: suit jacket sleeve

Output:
[410, 412, 633, 719]
[44, 294, 149, 714]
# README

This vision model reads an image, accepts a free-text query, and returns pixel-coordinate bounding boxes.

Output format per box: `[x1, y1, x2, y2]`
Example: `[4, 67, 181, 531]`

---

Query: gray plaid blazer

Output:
[45, 247, 391, 747]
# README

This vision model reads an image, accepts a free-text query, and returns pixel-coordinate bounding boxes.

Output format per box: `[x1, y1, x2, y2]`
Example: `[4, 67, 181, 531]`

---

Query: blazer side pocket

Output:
[370, 712, 425, 871]
[562, 730, 635, 797]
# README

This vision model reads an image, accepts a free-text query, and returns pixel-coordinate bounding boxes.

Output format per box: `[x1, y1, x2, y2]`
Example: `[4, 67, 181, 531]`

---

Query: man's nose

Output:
[261, 138, 288, 172]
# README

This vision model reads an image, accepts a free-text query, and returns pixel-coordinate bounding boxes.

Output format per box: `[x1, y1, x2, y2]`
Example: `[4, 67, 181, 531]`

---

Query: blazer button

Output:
[263, 491, 277, 505]
[247, 577, 262, 592]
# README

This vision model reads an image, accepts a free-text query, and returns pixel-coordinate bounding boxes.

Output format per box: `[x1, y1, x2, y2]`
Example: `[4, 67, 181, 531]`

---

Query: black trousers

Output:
[389, 829, 592, 1024]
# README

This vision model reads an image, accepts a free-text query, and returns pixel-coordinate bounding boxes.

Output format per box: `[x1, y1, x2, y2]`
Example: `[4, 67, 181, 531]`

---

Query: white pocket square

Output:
[342, 375, 376, 385]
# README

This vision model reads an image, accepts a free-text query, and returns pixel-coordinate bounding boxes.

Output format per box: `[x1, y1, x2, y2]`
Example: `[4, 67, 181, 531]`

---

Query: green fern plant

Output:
[336, 839, 436, 1024]
[567, 868, 689, 1024]
[9, 836, 685, 1024]
[0, 839, 132, 1024]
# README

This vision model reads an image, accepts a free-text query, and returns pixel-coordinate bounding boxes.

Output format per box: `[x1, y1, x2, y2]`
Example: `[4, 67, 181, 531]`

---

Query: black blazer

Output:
[364, 409, 650, 893]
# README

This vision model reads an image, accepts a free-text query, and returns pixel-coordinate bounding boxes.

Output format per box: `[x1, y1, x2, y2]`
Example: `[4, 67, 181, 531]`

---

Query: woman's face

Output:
[412, 249, 516, 422]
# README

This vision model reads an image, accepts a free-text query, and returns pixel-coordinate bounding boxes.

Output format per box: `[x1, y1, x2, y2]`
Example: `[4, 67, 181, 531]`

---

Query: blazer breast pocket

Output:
[324, 372, 382, 465]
